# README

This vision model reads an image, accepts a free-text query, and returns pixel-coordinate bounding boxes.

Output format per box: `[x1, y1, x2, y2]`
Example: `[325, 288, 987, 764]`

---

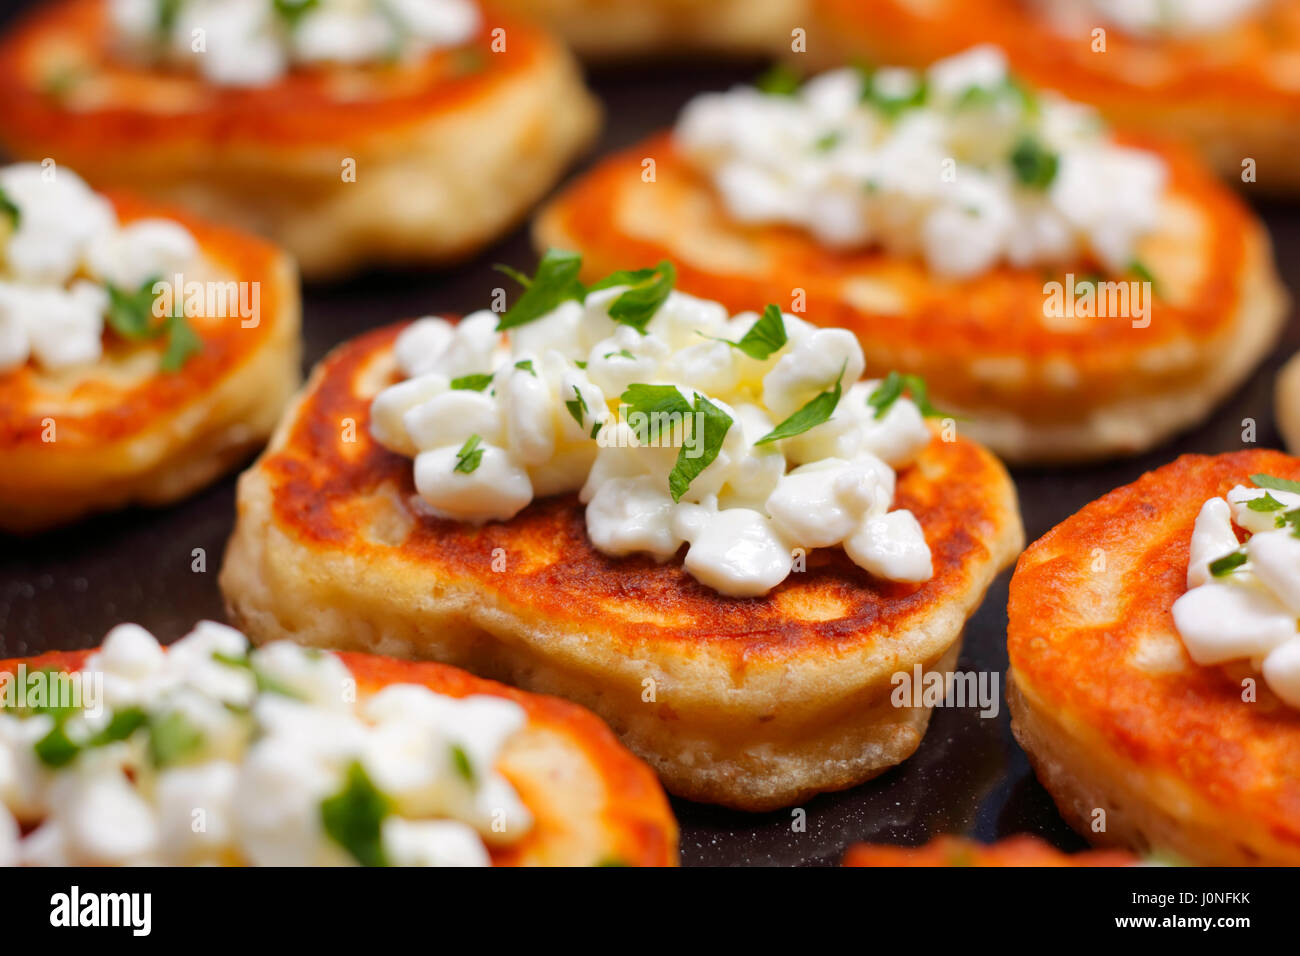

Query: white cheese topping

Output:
[674, 46, 1167, 279]
[1031, 0, 1269, 38]
[0, 163, 197, 374]
[108, 0, 481, 88]
[1172, 483, 1300, 708]
[0, 622, 531, 866]
[370, 269, 935, 598]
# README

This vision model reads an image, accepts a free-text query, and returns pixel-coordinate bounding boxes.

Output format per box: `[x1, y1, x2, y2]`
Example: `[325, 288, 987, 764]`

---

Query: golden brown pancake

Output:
[843, 834, 1136, 867]
[494, 0, 803, 58]
[0, 645, 677, 867]
[0, 191, 300, 534]
[811, 0, 1300, 193]
[1008, 450, 1300, 865]
[0, 0, 599, 278]
[219, 322, 1024, 811]
[535, 133, 1288, 464]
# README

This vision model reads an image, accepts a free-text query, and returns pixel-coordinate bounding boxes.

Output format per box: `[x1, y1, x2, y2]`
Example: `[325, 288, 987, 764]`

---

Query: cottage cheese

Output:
[371, 273, 936, 598]
[0, 622, 530, 866]
[0, 163, 197, 373]
[674, 46, 1167, 279]
[1172, 483, 1300, 708]
[108, 0, 481, 87]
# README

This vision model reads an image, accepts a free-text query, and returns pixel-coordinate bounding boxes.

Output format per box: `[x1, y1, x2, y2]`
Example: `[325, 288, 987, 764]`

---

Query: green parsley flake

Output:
[755, 364, 846, 445]
[147, 710, 205, 768]
[668, 394, 733, 503]
[495, 249, 585, 331]
[514, 359, 536, 376]
[707, 303, 788, 361]
[320, 761, 391, 867]
[450, 373, 494, 391]
[105, 276, 201, 372]
[0, 187, 20, 229]
[453, 434, 484, 474]
[1208, 549, 1248, 578]
[756, 64, 801, 96]
[1009, 135, 1059, 190]
[449, 744, 475, 784]
[867, 370, 948, 420]
[606, 260, 676, 333]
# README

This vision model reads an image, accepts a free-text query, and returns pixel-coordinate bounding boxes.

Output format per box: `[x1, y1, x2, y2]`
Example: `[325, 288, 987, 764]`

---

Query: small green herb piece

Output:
[1009, 135, 1059, 190]
[1208, 549, 1248, 577]
[668, 394, 733, 503]
[450, 373, 494, 391]
[253, 667, 306, 700]
[320, 761, 391, 867]
[212, 650, 251, 669]
[495, 249, 585, 331]
[607, 260, 676, 333]
[756, 64, 801, 96]
[707, 304, 788, 361]
[620, 383, 692, 444]
[453, 434, 484, 474]
[160, 311, 201, 372]
[587, 267, 658, 293]
[89, 707, 148, 748]
[272, 0, 320, 29]
[148, 710, 205, 768]
[157, 0, 183, 34]
[513, 359, 536, 376]
[1248, 493, 1286, 513]
[1251, 473, 1300, 494]
[1128, 259, 1159, 297]
[860, 68, 928, 118]
[755, 364, 846, 445]
[0, 187, 18, 229]
[34, 724, 80, 768]
[106, 276, 200, 371]
[867, 371, 948, 420]
[449, 744, 475, 784]
[565, 384, 589, 428]
[813, 131, 842, 152]
[604, 349, 636, 360]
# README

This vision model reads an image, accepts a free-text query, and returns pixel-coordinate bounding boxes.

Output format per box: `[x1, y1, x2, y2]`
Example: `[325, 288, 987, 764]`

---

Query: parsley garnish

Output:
[814, 131, 842, 152]
[1128, 259, 1159, 296]
[1009, 135, 1059, 189]
[449, 744, 475, 784]
[755, 364, 846, 445]
[0, 187, 20, 229]
[33, 724, 80, 768]
[514, 359, 536, 376]
[866, 371, 948, 419]
[320, 761, 391, 867]
[147, 710, 205, 767]
[606, 260, 676, 333]
[604, 349, 636, 360]
[1208, 549, 1248, 577]
[453, 434, 484, 474]
[450, 373, 493, 391]
[859, 67, 928, 118]
[272, 0, 319, 29]
[756, 64, 801, 96]
[495, 249, 585, 331]
[1247, 493, 1286, 513]
[707, 304, 788, 360]
[669, 394, 732, 503]
[105, 276, 201, 372]
[564, 383, 588, 428]
[620, 383, 691, 444]
[1251, 473, 1300, 494]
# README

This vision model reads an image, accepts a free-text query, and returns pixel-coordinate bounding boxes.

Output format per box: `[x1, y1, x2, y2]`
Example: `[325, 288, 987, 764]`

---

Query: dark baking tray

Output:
[1, 30, 1296, 865]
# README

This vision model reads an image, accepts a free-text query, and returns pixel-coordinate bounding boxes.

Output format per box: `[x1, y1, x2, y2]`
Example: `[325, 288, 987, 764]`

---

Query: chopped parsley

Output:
[606, 260, 676, 333]
[755, 364, 846, 445]
[1009, 135, 1059, 190]
[320, 761, 391, 867]
[450, 373, 494, 391]
[147, 710, 205, 768]
[1208, 549, 1248, 578]
[453, 434, 484, 474]
[449, 744, 475, 784]
[564, 384, 588, 428]
[1128, 259, 1159, 296]
[604, 349, 636, 360]
[707, 303, 788, 360]
[495, 249, 585, 331]
[1247, 493, 1286, 513]
[669, 394, 732, 503]
[813, 131, 842, 152]
[272, 0, 319, 29]
[513, 359, 536, 376]
[859, 67, 928, 118]
[105, 276, 201, 372]
[1251, 473, 1300, 494]
[866, 371, 948, 420]
[756, 63, 802, 96]
[0, 187, 20, 229]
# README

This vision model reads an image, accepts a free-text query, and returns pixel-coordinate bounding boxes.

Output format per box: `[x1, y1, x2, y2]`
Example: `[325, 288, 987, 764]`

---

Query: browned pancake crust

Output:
[1, 647, 678, 867]
[220, 322, 1023, 809]
[1008, 450, 1300, 863]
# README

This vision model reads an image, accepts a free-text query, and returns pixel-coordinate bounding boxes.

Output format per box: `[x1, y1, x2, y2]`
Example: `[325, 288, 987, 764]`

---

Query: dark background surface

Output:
[2, 3, 1297, 866]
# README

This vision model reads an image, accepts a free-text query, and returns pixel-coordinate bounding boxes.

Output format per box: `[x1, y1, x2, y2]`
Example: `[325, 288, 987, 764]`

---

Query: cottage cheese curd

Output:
[674, 46, 1167, 279]
[1172, 481, 1300, 708]
[0, 163, 197, 373]
[108, 0, 482, 87]
[1031, 0, 1269, 37]
[0, 622, 531, 867]
[370, 263, 936, 598]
